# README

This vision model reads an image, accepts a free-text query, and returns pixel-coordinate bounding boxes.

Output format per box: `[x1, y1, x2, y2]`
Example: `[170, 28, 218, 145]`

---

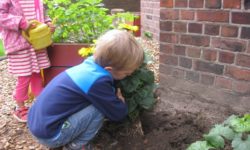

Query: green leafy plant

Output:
[144, 31, 153, 39]
[117, 55, 156, 121]
[44, 0, 112, 43]
[44, 0, 136, 43]
[187, 114, 250, 150]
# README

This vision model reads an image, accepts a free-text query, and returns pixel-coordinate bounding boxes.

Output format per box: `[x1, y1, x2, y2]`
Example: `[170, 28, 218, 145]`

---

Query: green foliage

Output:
[44, 0, 136, 43]
[144, 31, 153, 39]
[187, 114, 250, 150]
[232, 134, 250, 150]
[117, 56, 156, 121]
[0, 39, 5, 56]
[228, 114, 250, 133]
[204, 133, 224, 149]
[187, 141, 214, 150]
[44, 0, 112, 43]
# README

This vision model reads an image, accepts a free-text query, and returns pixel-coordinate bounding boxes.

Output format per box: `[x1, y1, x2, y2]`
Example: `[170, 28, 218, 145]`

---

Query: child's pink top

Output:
[0, 0, 51, 76]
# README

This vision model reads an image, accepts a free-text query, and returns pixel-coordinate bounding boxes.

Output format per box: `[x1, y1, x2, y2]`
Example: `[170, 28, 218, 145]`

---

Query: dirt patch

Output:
[93, 110, 211, 150]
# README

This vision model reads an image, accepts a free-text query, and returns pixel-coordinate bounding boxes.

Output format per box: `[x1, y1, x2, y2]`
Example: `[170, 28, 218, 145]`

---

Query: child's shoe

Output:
[13, 106, 29, 122]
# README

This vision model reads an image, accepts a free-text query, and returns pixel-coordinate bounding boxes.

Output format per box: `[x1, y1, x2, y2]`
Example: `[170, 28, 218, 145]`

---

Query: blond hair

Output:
[94, 29, 144, 71]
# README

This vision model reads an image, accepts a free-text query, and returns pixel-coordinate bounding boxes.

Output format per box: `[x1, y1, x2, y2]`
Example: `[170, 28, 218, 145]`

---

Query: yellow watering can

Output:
[22, 20, 52, 50]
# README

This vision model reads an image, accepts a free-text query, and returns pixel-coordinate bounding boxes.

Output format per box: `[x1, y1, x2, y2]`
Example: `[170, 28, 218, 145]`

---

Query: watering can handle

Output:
[22, 20, 41, 39]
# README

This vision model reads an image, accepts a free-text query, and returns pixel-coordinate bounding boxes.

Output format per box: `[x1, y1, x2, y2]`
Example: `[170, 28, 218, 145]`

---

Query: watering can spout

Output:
[22, 20, 53, 50]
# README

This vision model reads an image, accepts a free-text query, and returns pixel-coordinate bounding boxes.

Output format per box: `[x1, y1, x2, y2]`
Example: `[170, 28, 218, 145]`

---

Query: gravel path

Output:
[0, 59, 47, 150]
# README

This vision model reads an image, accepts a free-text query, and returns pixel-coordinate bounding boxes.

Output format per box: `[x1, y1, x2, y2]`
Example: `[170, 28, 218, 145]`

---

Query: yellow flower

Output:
[118, 23, 139, 32]
[78, 47, 94, 57]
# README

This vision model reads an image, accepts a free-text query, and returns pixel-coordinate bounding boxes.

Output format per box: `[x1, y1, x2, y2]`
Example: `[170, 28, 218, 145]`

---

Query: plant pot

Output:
[43, 43, 88, 85]
[133, 12, 141, 37]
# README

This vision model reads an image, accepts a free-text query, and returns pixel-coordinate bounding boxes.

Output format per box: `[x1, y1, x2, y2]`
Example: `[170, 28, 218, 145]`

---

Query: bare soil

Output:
[93, 110, 209, 150]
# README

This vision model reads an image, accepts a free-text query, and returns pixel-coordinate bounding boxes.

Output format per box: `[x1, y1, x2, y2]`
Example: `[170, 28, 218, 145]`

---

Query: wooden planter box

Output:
[43, 43, 88, 85]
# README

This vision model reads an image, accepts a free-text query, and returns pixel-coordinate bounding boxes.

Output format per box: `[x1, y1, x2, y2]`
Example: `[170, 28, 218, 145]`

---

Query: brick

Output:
[175, 0, 188, 8]
[197, 10, 229, 23]
[160, 21, 172, 31]
[202, 49, 217, 62]
[204, 24, 220, 35]
[186, 71, 200, 82]
[189, 0, 204, 8]
[187, 47, 201, 58]
[215, 77, 232, 90]
[180, 35, 210, 47]
[160, 9, 179, 20]
[160, 53, 178, 66]
[241, 27, 250, 39]
[160, 0, 173, 8]
[223, 0, 241, 9]
[180, 10, 194, 20]
[247, 42, 250, 54]
[225, 66, 250, 81]
[160, 32, 178, 43]
[194, 60, 224, 75]
[174, 22, 187, 33]
[211, 38, 246, 52]
[218, 51, 235, 64]
[172, 68, 185, 79]
[200, 74, 215, 85]
[159, 63, 173, 75]
[233, 81, 250, 94]
[205, 0, 221, 9]
[160, 43, 174, 54]
[221, 25, 238, 37]
[174, 45, 186, 56]
[236, 54, 250, 68]
[146, 15, 153, 20]
[188, 23, 202, 33]
[232, 12, 250, 25]
[180, 57, 192, 69]
[245, 1, 250, 10]
[159, 53, 165, 64]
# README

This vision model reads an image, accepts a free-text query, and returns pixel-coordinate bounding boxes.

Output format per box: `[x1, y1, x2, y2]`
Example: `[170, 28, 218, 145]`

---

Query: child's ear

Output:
[104, 66, 113, 72]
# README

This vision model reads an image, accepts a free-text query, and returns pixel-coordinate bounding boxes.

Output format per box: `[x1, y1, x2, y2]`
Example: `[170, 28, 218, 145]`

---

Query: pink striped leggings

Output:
[14, 73, 44, 102]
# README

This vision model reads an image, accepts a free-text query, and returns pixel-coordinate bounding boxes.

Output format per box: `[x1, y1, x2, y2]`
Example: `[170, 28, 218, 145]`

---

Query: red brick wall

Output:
[159, 0, 250, 94]
[141, 0, 160, 40]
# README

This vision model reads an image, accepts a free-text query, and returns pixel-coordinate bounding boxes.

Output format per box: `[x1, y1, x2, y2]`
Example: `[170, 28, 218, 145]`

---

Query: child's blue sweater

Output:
[27, 57, 128, 139]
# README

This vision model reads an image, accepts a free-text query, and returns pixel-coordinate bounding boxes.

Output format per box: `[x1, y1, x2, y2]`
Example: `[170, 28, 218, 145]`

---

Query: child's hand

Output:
[26, 22, 36, 31]
[116, 88, 125, 103]
[46, 22, 56, 33]
[23, 22, 36, 37]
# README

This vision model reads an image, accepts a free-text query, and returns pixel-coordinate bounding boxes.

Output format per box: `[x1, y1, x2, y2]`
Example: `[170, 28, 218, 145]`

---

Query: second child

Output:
[0, 0, 55, 122]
